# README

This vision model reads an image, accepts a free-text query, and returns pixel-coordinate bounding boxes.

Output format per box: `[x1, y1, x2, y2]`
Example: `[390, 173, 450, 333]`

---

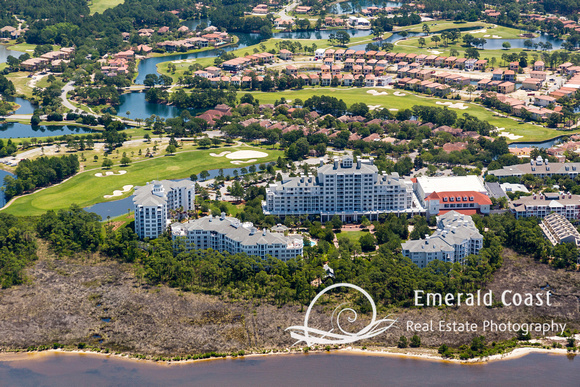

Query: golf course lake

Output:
[0, 123, 96, 139]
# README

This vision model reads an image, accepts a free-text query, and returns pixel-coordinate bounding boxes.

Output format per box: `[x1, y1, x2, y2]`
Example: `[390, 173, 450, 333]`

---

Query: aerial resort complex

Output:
[1, 0, 580, 380]
[264, 156, 420, 221]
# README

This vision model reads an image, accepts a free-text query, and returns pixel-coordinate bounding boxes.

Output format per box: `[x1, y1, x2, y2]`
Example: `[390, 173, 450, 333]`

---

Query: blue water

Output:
[509, 136, 563, 149]
[0, 169, 14, 208]
[0, 123, 95, 139]
[8, 97, 37, 114]
[116, 92, 199, 120]
[0, 44, 23, 63]
[482, 33, 562, 50]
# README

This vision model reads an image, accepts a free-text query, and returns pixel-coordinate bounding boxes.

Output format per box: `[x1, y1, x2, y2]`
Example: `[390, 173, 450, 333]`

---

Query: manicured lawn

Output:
[236, 87, 578, 142]
[336, 230, 370, 242]
[89, 0, 124, 14]
[1, 146, 283, 217]
[6, 72, 34, 98]
[7, 42, 38, 53]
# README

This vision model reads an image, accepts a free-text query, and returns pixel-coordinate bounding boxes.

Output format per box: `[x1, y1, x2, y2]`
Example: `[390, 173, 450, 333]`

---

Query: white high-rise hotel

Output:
[263, 156, 421, 222]
[133, 180, 195, 239]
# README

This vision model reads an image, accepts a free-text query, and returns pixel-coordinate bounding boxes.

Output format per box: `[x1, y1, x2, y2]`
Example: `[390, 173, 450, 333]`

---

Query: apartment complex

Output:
[401, 211, 483, 268]
[539, 213, 580, 248]
[488, 156, 580, 178]
[133, 180, 195, 239]
[263, 156, 421, 222]
[509, 192, 580, 220]
[171, 214, 303, 261]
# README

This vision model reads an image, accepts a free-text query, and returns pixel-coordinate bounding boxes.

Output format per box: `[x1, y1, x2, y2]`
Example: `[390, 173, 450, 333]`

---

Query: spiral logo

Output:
[285, 283, 397, 347]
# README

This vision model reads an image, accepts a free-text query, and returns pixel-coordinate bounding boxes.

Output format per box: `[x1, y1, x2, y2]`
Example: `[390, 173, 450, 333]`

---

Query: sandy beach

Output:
[0, 345, 573, 366]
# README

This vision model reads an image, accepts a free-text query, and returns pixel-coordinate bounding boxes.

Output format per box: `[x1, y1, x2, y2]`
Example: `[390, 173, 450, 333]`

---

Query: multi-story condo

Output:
[401, 211, 483, 268]
[488, 156, 580, 178]
[263, 156, 421, 222]
[133, 180, 195, 239]
[540, 213, 580, 249]
[510, 192, 580, 220]
[171, 213, 303, 261]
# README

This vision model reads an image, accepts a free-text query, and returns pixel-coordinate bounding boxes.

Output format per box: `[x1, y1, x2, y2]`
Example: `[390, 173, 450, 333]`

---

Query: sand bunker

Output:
[499, 132, 523, 140]
[225, 150, 268, 159]
[472, 29, 487, 34]
[389, 108, 399, 111]
[492, 35, 501, 38]
[393, 92, 406, 96]
[210, 151, 232, 157]
[436, 101, 469, 110]
[95, 170, 127, 177]
[427, 50, 442, 55]
[368, 105, 382, 110]
[367, 90, 388, 96]
[104, 185, 133, 199]
[230, 159, 257, 165]
[483, 34, 490, 38]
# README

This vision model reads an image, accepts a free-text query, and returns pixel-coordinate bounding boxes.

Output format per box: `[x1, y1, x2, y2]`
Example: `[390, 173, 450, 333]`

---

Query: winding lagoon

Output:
[0, 352, 577, 386]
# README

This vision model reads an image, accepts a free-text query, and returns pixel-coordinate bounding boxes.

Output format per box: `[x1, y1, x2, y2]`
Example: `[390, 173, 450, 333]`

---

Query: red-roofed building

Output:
[425, 191, 492, 216]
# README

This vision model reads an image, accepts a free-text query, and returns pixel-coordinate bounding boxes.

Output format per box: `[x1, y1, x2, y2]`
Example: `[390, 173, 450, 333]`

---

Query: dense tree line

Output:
[0, 139, 17, 158]
[2, 154, 79, 199]
[0, 214, 37, 288]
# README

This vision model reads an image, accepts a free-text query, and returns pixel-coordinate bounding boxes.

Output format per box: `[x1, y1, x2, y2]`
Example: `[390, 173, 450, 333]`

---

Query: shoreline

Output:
[0, 345, 573, 366]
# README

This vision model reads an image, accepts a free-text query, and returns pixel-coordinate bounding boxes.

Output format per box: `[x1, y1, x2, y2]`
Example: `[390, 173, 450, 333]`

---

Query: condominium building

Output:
[171, 213, 303, 261]
[488, 156, 580, 178]
[263, 156, 422, 222]
[539, 213, 580, 248]
[401, 211, 483, 268]
[133, 180, 195, 239]
[509, 192, 580, 220]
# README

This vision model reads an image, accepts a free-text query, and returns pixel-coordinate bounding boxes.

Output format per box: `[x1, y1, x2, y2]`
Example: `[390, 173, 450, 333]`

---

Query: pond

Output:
[0, 169, 14, 208]
[0, 44, 24, 63]
[509, 136, 563, 149]
[0, 123, 96, 139]
[181, 18, 212, 31]
[116, 92, 202, 120]
[328, 0, 402, 14]
[481, 33, 563, 50]
[8, 97, 37, 115]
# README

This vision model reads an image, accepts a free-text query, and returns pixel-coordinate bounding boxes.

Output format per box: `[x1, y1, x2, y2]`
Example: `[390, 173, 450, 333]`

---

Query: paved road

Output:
[277, 0, 299, 21]
[60, 82, 78, 112]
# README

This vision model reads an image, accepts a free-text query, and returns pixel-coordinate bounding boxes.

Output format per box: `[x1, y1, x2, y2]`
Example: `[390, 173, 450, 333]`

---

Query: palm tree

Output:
[466, 85, 476, 101]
